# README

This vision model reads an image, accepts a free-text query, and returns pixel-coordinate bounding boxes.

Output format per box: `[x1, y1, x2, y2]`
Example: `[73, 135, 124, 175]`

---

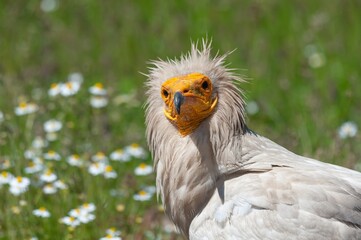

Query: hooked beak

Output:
[174, 91, 184, 115]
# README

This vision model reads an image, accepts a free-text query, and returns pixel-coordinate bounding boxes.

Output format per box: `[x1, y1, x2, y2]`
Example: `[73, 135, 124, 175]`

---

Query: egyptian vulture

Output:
[145, 41, 361, 240]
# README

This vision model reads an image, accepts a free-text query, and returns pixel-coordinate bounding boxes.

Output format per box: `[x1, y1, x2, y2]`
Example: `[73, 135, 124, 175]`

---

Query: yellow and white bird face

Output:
[160, 72, 218, 136]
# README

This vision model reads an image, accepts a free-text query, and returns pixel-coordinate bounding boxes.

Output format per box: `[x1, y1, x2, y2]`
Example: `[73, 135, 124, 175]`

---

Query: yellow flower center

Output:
[94, 82, 104, 89]
[50, 83, 58, 89]
[138, 190, 147, 196]
[66, 82, 73, 89]
[69, 216, 75, 222]
[45, 170, 53, 175]
[139, 163, 147, 169]
[105, 165, 113, 172]
[48, 150, 55, 155]
[39, 207, 47, 211]
[72, 154, 80, 159]
[16, 176, 23, 182]
[19, 102, 27, 108]
[131, 143, 139, 148]
[1, 171, 8, 177]
[96, 152, 105, 157]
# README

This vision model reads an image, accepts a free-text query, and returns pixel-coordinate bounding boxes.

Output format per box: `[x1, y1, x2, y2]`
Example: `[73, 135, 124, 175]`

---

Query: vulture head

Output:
[146, 40, 246, 139]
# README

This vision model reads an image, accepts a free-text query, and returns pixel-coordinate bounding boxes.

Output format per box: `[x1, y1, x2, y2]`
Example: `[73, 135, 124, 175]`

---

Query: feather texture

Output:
[145, 41, 361, 239]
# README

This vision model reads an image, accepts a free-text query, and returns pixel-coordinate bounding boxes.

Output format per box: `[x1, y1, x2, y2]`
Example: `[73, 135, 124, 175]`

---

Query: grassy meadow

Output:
[0, 0, 360, 239]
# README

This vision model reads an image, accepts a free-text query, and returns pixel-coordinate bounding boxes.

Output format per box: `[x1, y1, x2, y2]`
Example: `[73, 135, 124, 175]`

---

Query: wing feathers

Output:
[190, 133, 361, 239]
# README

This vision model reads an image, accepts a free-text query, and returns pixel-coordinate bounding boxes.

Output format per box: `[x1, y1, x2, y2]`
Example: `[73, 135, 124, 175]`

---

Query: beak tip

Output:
[176, 106, 181, 115]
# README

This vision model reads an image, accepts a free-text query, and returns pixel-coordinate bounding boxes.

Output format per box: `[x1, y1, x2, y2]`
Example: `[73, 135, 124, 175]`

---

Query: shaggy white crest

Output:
[145, 41, 361, 240]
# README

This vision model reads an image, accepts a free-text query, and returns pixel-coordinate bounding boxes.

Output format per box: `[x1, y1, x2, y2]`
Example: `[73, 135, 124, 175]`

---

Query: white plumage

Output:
[145, 41, 361, 239]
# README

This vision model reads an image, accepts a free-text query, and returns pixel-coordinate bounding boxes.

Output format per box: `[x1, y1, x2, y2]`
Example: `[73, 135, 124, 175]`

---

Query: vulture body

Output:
[145, 42, 361, 240]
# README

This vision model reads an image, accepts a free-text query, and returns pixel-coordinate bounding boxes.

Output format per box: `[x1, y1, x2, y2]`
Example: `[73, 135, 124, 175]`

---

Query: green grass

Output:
[0, 0, 360, 239]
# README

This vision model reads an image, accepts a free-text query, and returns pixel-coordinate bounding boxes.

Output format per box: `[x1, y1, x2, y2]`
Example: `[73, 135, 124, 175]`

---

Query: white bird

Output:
[145, 41, 361, 240]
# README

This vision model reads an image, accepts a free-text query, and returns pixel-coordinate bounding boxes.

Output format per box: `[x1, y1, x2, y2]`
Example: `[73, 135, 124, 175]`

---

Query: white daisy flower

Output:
[90, 96, 108, 108]
[77, 212, 95, 224]
[99, 235, 122, 240]
[9, 176, 31, 196]
[69, 207, 95, 224]
[91, 152, 108, 162]
[88, 162, 106, 176]
[67, 154, 84, 167]
[60, 216, 80, 227]
[43, 150, 61, 161]
[32, 207, 51, 218]
[14, 102, 39, 116]
[104, 165, 117, 179]
[54, 179, 68, 189]
[60, 81, 81, 97]
[48, 83, 62, 97]
[44, 119, 62, 133]
[110, 149, 131, 162]
[80, 203, 96, 213]
[125, 143, 146, 159]
[32, 136, 48, 149]
[24, 160, 44, 174]
[69, 208, 82, 218]
[40, 170, 57, 183]
[105, 227, 122, 237]
[43, 183, 57, 194]
[0, 171, 14, 185]
[133, 190, 152, 201]
[134, 163, 152, 176]
[89, 82, 107, 96]
[78, 213, 95, 223]
[338, 121, 358, 139]
[9, 176, 30, 189]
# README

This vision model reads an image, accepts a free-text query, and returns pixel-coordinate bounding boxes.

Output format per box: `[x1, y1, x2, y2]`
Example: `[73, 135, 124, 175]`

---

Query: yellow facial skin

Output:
[161, 72, 218, 136]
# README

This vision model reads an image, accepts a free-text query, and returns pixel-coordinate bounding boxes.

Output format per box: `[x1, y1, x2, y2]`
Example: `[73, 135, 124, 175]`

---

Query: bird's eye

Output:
[201, 80, 209, 90]
[162, 89, 169, 98]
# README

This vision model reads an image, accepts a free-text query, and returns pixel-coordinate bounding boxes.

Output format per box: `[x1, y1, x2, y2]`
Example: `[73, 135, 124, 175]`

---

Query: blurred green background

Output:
[0, 0, 360, 239]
